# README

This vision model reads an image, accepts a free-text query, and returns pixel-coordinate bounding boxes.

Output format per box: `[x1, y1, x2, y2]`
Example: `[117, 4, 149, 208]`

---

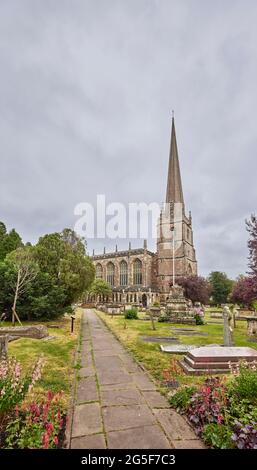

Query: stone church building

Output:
[91, 117, 197, 306]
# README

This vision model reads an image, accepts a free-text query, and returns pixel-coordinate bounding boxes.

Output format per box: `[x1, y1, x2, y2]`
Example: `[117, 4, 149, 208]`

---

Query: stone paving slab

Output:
[95, 355, 124, 369]
[107, 425, 171, 449]
[79, 365, 95, 377]
[141, 390, 169, 408]
[172, 439, 206, 449]
[101, 388, 144, 407]
[153, 409, 197, 440]
[102, 404, 156, 431]
[131, 372, 157, 390]
[98, 369, 133, 386]
[71, 434, 106, 449]
[72, 403, 102, 437]
[77, 376, 98, 403]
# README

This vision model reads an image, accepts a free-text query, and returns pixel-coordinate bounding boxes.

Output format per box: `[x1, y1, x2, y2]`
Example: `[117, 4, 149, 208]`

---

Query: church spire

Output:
[166, 114, 184, 205]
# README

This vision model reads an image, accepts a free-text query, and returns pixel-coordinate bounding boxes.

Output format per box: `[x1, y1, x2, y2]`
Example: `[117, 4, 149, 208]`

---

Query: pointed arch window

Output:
[107, 262, 115, 286]
[133, 259, 142, 286]
[120, 260, 128, 286]
[96, 263, 103, 279]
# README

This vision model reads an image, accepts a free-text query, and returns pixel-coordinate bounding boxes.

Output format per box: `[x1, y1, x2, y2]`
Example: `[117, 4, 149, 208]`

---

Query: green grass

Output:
[6, 309, 82, 404]
[96, 308, 257, 390]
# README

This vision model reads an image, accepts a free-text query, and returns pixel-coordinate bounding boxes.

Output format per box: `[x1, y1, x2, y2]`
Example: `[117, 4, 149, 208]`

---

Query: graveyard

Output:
[97, 307, 257, 388]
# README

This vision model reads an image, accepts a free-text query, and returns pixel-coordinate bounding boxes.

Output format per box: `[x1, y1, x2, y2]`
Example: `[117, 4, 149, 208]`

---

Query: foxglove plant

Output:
[0, 356, 44, 426]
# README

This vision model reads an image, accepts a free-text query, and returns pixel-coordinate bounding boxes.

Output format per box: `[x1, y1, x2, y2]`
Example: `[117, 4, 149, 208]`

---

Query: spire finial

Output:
[172, 109, 174, 119]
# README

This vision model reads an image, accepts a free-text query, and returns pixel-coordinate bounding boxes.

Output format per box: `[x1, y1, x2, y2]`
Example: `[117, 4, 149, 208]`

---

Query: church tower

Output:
[156, 116, 197, 297]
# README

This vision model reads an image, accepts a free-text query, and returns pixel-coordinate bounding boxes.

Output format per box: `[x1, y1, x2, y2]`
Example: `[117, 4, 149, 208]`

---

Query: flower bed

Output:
[169, 361, 257, 449]
[0, 356, 66, 448]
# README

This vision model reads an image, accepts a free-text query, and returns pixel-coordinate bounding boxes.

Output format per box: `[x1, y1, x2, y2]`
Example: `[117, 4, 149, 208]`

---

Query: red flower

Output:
[42, 432, 49, 449]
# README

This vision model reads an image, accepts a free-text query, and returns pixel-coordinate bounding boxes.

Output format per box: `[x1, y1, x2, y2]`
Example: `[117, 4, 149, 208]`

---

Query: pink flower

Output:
[217, 414, 224, 424]
[42, 432, 49, 449]
[53, 436, 58, 446]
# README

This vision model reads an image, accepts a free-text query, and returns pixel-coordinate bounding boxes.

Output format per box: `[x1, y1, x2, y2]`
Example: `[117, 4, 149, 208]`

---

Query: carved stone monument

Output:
[0, 335, 8, 359]
[165, 285, 195, 324]
[223, 306, 233, 347]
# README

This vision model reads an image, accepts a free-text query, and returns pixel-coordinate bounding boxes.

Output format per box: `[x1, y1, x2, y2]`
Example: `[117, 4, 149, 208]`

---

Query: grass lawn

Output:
[4, 308, 82, 405]
[96, 308, 257, 391]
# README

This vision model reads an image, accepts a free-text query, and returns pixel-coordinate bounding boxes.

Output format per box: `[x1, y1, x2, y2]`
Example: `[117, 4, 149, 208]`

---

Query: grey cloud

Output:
[1, 0, 257, 278]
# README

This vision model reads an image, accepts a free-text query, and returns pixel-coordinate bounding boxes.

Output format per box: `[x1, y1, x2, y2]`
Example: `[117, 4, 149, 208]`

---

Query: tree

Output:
[208, 271, 234, 305]
[0, 222, 23, 261]
[231, 276, 257, 308]
[177, 275, 211, 304]
[89, 278, 112, 297]
[246, 214, 257, 277]
[6, 247, 38, 325]
[35, 229, 95, 305]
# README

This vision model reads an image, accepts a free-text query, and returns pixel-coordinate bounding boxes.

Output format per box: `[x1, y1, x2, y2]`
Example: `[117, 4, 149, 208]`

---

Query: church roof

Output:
[166, 116, 184, 204]
[92, 247, 155, 260]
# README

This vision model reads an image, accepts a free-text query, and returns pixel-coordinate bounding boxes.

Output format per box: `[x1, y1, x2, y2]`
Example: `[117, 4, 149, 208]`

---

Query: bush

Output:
[202, 423, 234, 449]
[169, 386, 197, 412]
[187, 377, 227, 435]
[124, 308, 138, 320]
[158, 312, 168, 322]
[194, 314, 204, 325]
[229, 361, 257, 402]
[0, 357, 44, 424]
[5, 391, 66, 449]
[231, 420, 257, 449]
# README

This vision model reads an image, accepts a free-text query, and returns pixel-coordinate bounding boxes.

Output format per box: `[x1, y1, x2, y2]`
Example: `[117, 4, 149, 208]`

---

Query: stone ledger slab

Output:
[160, 345, 197, 353]
[181, 346, 257, 375]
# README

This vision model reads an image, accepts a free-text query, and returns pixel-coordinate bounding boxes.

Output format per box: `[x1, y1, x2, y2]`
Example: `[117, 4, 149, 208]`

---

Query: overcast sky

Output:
[1, 0, 257, 279]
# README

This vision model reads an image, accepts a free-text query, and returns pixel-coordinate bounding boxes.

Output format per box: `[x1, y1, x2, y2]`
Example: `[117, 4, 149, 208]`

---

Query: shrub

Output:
[5, 391, 66, 449]
[158, 312, 168, 322]
[187, 377, 228, 435]
[231, 420, 257, 449]
[124, 308, 138, 320]
[194, 314, 204, 325]
[0, 357, 44, 426]
[169, 386, 197, 412]
[229, 361, 257, 402]
[202, 423, 234, 449]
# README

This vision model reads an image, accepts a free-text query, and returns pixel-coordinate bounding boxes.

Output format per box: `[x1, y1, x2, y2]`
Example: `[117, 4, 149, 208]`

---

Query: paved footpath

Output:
[68, 310, 205, 449]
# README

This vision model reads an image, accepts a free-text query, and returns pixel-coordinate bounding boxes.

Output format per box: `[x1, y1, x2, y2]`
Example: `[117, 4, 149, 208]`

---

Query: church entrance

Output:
[142, 294, 147, 307]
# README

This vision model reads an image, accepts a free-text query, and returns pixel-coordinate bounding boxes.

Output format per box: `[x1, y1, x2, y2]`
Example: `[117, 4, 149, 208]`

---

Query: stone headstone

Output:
[0, 335, 8, 359]
[0, 325, 49, 340]
[222, 306, 233, 347]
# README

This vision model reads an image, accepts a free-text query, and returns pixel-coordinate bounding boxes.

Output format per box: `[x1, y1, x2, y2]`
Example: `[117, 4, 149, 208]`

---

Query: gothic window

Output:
[187, 228, 190, 240]
[120, 260, 128, 286]
[133, 259, 142, 285]
[96, 263, 103, 279]
[188, 264, 192, 274]
[107, 262, 115, 286]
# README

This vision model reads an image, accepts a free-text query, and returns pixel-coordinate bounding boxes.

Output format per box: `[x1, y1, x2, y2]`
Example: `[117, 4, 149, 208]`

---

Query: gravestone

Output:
[245, 316, 257, 337]
[223, 306, 233, 347]
[180, 346, 257, 375]
[0, 335, 8, 359]
[160, 344, 197, 354]
[0, 325, 48, 340]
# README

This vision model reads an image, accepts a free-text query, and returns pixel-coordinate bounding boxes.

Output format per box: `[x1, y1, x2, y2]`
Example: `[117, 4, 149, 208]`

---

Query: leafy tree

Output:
[35, 229, 95, 305]
[0, 222, 23, 261]
[246, 214, 257, 277]
[208, 271, 234, 305]
[89, 278, 112, 297]
[177, 275, 211, 304]
[231, 276, 257, 308]
[6, 247, 38, 324]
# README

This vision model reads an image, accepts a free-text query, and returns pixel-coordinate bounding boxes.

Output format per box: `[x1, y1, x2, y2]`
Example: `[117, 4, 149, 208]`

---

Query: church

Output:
[91, 117, 197, 306]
